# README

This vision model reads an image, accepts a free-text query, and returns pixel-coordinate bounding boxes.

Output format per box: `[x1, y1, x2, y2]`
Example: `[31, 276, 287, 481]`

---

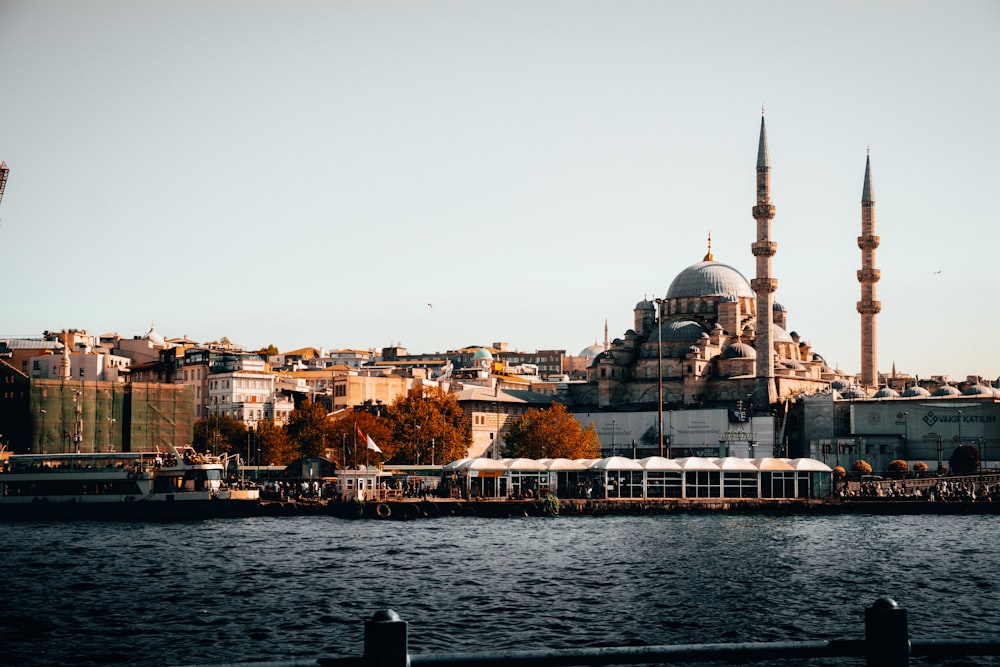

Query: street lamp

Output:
[611, 418, 616, 456]
[654, 297, 665, 457]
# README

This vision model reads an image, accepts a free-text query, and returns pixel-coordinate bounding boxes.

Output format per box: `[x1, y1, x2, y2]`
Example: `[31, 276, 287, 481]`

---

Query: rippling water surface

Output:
[2, 514, 998, 666]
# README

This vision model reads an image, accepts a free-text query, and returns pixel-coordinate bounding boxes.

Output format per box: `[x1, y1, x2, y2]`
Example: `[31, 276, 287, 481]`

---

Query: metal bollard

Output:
[363, 609, 410, 667]
[865, 596, 910, 667]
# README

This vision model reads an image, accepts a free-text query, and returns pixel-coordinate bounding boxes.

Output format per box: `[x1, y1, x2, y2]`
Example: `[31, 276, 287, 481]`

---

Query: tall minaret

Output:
[857, 150, 881, 388]
[751, 111, 778, 407]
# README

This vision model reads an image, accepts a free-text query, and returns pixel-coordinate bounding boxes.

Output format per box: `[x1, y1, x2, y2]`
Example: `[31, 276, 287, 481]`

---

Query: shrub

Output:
[913, 461, 928, 473]
[832, 466, 846, 478]
[541, 494, 560, 517]
[853, 459, 873, 474]
[889, 459, 909, 473]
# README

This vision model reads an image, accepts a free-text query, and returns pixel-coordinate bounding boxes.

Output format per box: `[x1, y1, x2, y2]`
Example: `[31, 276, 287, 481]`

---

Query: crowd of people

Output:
[840, 478, 1000, 502]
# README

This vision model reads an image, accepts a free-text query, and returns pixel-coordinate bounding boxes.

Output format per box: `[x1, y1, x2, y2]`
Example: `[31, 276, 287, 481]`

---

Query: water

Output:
[1, 514, 998, 666]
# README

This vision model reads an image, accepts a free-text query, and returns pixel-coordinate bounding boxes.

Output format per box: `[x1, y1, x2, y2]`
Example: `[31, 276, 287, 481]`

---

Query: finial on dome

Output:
[761, 103, 765, 117]
[703, 231, 714, 261]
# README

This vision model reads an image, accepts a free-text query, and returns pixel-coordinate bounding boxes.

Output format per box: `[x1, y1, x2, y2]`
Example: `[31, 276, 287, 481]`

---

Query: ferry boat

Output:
[0, 446, 260, 520]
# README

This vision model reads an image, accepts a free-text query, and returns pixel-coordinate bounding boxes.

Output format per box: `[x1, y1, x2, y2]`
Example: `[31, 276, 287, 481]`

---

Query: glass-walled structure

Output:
[440, 456, 832, 500]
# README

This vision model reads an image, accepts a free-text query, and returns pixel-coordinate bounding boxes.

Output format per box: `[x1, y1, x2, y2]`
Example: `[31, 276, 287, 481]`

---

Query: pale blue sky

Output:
[2, 1, 998, 380]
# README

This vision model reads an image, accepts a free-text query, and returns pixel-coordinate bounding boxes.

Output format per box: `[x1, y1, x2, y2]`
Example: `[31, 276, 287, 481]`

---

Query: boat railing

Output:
[181, 597, 1000, 666]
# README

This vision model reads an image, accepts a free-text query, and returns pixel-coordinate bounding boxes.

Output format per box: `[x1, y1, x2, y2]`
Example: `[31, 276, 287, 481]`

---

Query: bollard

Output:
[865, 596, 910, 667]
[363, 609, 410, 667]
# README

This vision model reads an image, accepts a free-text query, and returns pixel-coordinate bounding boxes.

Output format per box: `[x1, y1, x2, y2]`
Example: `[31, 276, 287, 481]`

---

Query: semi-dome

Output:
[721, 342, 756, 359]
[660, 320, 707, 342]
[665, 260, 754, 299]
[902, 385, 931, 397]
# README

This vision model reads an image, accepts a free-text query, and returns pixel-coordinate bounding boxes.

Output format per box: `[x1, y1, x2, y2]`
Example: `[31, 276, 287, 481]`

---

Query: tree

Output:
[385, 387, 471, 465]
[832, 466, 846, 478]
[255, 419, 296, 466]
[889, 459, 909, 474]
[329, 410, 393, 468]
[193, 414, 247, 456]
[285, 400, 335, 458]
[502, 403, 601, 459]
[852, 459, 872, 474]
[259, 344, 279, 356]
[913, 461, 929, 475]
[949, 445, 980, 475]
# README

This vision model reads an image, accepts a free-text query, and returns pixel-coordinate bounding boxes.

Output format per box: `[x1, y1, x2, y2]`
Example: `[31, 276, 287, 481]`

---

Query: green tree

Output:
[329, 410, 393, 468]
[259, 344, 279, 356]
[193, 414, 247, 456]
[385, 387, 471, 465]
[255, 419, 296, 466]
[285, 400, 335, 458]
[949, 445, 980, 475]
[502, 403, 601, 459]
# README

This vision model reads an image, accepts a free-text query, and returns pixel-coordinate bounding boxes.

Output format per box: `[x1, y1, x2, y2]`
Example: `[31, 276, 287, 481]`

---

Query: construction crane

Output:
[0, 161, 8, 209]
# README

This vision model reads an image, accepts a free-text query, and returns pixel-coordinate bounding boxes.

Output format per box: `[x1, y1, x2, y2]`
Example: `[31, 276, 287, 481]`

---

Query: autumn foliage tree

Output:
[328, 410, 393, 468]
[384, 387, 471, 465]
[193, 414, 247, 456]
[502, 403, 601, 459]
[852, 459, 873, 474]
[285, 400, 335, 459]
[254, 419, 297, 466]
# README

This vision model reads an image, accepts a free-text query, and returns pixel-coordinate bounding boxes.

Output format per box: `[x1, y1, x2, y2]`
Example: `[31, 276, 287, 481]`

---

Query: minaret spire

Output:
[603, 318, 609, 350]
[857, 150, 881, 388]
[751, 112, 778, 408]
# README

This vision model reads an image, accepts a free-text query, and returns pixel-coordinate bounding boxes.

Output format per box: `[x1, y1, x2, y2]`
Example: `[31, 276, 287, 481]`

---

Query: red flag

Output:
[356, 426, 365, 441]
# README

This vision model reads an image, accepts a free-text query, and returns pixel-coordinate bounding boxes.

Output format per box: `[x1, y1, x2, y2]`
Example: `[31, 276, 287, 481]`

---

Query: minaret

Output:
[751, 112, 778, 407]
[857, 150, 881, 388]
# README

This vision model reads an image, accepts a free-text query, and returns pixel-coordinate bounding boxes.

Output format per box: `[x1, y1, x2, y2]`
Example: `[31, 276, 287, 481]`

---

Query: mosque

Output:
[567, 116, 856, 415]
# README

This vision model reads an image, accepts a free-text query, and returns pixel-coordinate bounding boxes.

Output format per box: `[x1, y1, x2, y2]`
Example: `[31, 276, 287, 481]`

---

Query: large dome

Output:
[665, 260, 754, 299]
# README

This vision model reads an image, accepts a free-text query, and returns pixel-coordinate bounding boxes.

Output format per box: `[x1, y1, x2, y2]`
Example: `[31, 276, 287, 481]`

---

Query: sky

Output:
[1, 0, 998, 381]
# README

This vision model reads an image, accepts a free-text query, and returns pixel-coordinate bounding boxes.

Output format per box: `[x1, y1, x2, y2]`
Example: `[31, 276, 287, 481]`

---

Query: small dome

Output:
[144, 323, 165, 347]
[902, 385, 931, 397]
[720, 294, 739, 303]
[873, 387, 900, 399]
[635, 298, 655, 311]
[831, 380, 850, 391]
[963, 384, 996, 397]
[660, 320, 707, 342]
[665, 260, 754, 299]
[932, 385, 960, 397]
[721, 343, 757, 359]
[472, 347, 494, 361]
[811, 353, 825, 362]
[579, 343, 606, 358]
[842, 386, 870, 399]
[773, 302, 786, 312]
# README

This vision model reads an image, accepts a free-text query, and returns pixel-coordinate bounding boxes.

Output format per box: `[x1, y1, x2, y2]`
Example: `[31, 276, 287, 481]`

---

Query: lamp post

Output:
[655, 297, 665, 457]
[611, 418, 617, 457]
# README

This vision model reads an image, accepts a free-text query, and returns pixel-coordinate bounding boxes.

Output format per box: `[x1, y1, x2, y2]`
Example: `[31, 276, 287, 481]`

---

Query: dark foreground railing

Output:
[181, 597, 1000, 667]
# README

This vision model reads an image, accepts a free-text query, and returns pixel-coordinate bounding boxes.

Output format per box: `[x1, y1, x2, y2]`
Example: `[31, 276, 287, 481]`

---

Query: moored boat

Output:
[0, 445, 259, 520]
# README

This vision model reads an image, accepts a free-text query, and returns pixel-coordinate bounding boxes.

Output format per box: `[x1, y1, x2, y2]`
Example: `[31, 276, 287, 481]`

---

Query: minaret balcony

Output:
[857, 268, 881, 283]
[752, 204, 775, 219]
[857, 235, 880, 250]
[751, 277, 778, 293]
[752, 241, 777, 257]
[856, 300, 882, 315]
